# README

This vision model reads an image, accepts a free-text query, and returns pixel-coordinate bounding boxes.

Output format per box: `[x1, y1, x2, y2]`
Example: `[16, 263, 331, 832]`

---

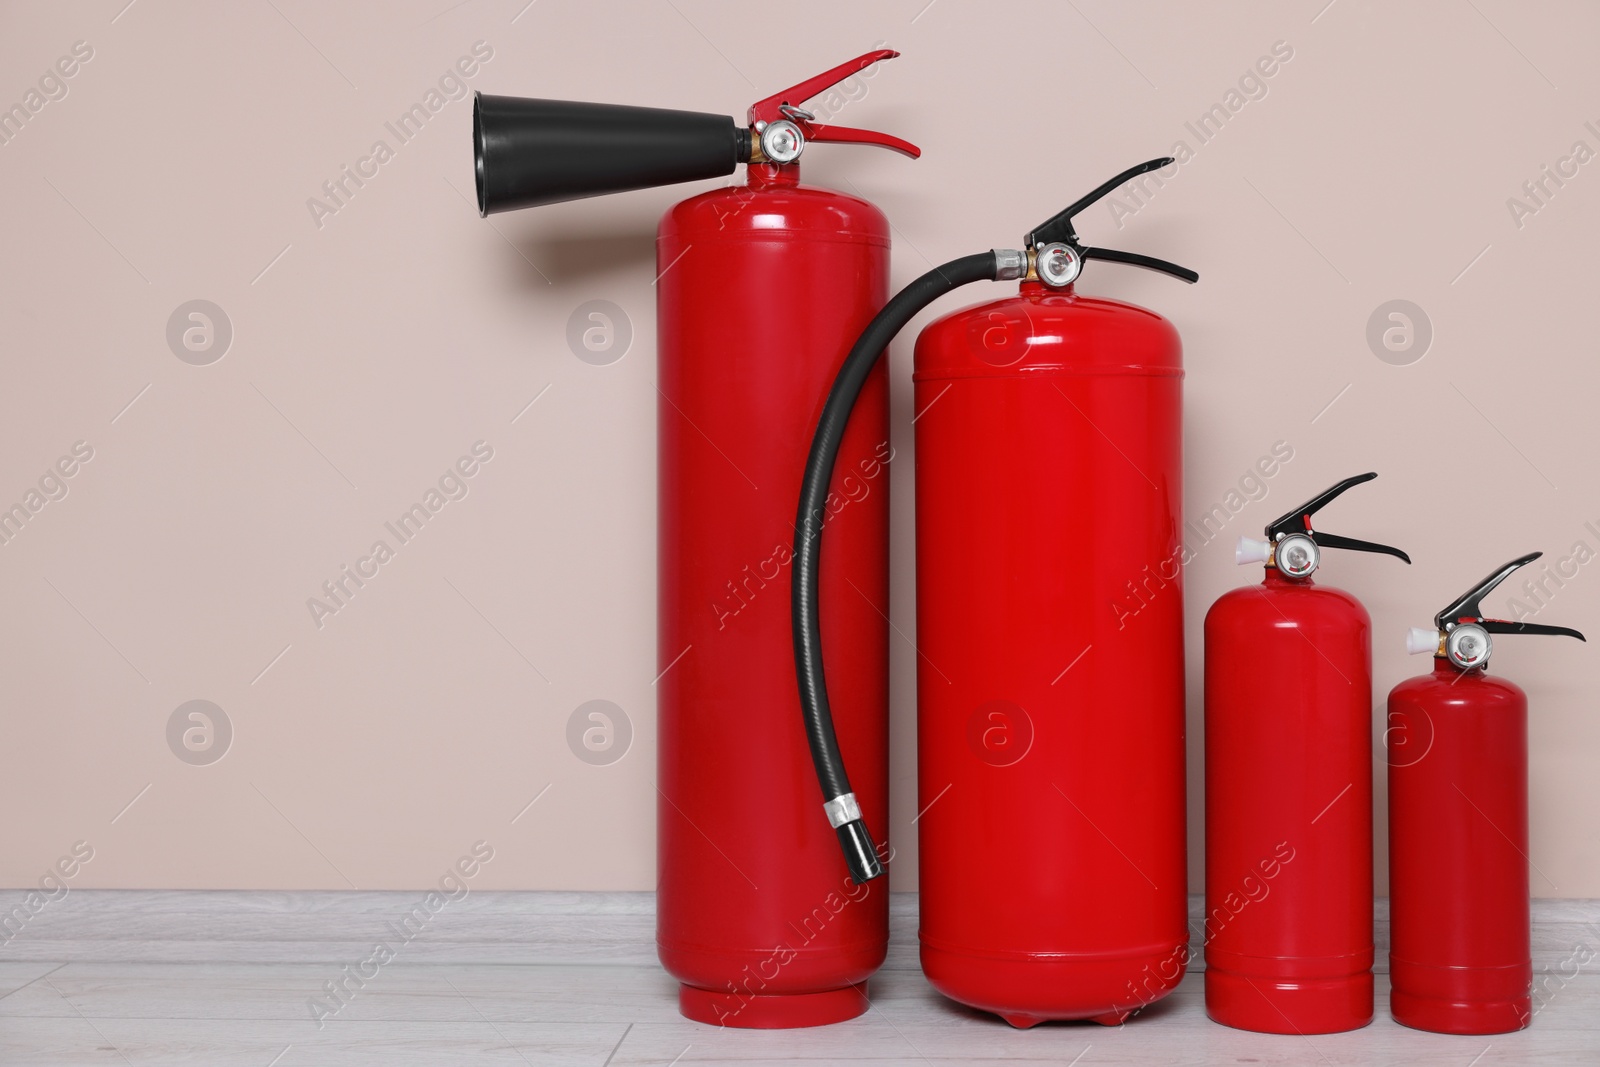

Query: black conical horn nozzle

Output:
[472, 93, 749, 215]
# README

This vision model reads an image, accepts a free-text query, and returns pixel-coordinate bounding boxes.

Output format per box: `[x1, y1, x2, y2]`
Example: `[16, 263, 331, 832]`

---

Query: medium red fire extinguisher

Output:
[475, 51, 919, 1028]
[1388, 552, 1585, 1034]
[792, 160, 1198, 1026]
[1204, 473, 1410, 1034]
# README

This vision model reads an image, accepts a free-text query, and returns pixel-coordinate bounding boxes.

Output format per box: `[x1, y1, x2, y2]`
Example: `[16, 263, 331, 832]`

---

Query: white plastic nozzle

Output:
[1236, 536, 1273, 566]
[1406, 626, 1440, 655]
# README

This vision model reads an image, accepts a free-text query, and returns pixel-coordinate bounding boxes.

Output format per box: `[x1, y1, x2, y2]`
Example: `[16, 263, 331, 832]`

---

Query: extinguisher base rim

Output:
[1205, 967, 1375, 1035]
[677, 981, 870, 1029]
[1389, 989, 1532, 1036]
[920, 937, 1187, 1022]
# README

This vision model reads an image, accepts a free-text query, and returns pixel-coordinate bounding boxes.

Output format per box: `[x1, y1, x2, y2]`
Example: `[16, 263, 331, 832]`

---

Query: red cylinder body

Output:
[912, 281, 1189, 1028]
[1387, 661, 1532, 1034]
[1203, 569, 1374, 1033]
[656, 164, 891, 1028]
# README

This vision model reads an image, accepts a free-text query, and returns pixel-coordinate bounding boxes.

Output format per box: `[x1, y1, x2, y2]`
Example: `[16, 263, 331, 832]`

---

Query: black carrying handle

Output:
[1080, 247, 1198, 284]
[1027, 158, 1197, 284]
[1314, 531, 1412, 564]
[1436, 552, 1587, 642]
[1482, 620, 1587, 640]
[1265, 472, 1411, 563]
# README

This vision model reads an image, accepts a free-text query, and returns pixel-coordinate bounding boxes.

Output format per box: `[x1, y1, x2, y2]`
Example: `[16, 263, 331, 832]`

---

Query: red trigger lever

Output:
[746, 49, 920, 160]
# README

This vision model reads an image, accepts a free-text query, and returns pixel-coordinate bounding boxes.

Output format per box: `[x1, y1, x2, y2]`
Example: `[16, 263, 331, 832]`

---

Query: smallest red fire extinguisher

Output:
[1387, 552, 1586, 1035]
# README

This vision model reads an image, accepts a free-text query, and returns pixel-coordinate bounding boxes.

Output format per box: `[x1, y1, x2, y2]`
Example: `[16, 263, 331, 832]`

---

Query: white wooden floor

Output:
[2, 892, 1596, 1065]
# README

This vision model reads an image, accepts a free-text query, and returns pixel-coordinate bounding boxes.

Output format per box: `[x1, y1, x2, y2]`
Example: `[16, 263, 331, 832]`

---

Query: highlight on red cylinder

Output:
[709, 441, 894, 635]
[1111, 441, 1297, 631]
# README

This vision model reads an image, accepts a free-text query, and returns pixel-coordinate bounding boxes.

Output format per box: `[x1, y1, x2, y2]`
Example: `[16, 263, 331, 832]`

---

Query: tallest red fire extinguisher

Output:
[791, 159, 1199, 1025]
[476, 52, 919, 1027]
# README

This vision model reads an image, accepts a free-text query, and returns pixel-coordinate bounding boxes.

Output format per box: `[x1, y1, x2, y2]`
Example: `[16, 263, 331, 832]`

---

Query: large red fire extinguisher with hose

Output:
[792, 161, 1199, 1026]
[475, 51, 919, 1028]
[1203, 473, 1410, 1034]
[1387, 553, 1585, 1034]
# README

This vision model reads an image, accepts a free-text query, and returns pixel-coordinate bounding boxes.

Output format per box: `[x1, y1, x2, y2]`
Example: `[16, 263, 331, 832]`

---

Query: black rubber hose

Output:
[793, 251, 999, 884]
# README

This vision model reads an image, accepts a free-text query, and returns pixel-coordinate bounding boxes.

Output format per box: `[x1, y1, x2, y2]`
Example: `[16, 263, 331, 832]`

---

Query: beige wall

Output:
[2, 0, 1596, 896]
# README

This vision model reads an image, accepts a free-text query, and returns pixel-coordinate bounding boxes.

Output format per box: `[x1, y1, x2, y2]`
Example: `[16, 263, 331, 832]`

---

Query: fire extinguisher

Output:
[1204, 473, 1410, 1034]
[1388, 552, 1585, 1034]
[792, 160, 1198, 1026]
[475, 51, 919, 1028]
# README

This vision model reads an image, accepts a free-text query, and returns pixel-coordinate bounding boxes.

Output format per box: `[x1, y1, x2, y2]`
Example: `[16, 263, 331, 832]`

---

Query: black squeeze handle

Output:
[1435, 552, 1586, 641]
[1026, 158, 1198, 284]
[1265, 472, 1411, 563]
[473, 94, 748, 215]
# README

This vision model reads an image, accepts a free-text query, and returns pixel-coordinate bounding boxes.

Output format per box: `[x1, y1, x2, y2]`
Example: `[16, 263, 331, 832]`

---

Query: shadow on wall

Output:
[519, 228, 657, 286]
